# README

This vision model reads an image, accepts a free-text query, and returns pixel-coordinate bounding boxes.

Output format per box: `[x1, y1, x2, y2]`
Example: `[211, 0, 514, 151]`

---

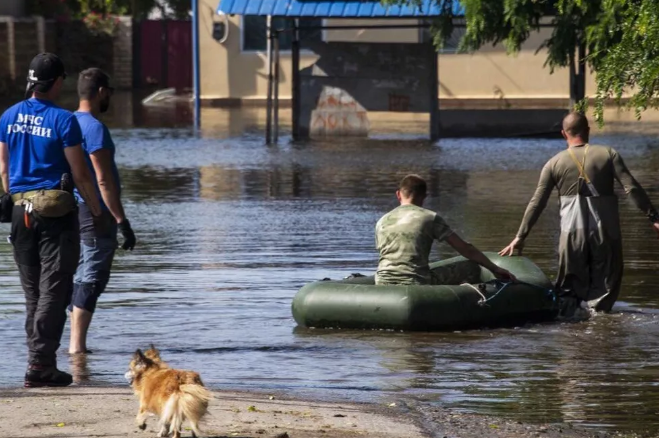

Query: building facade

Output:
[199, 0, 597, 107]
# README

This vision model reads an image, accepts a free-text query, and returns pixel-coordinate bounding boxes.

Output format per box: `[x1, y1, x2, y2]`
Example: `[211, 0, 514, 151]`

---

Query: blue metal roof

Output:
[217, 0, 462, 18]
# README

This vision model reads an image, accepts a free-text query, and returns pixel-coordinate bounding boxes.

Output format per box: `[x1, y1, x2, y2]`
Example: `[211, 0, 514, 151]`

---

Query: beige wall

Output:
[201, 0, 318, 101]
[438, 28, 597, 100]
[200, 5, 595, 103]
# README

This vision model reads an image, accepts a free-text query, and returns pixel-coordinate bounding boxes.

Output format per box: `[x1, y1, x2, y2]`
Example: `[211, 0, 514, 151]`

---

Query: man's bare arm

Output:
[89, 149, 125, 223]
[446, 233, 516, 281]
[0, 142, 9, 193]
[64, 145, 102, 217]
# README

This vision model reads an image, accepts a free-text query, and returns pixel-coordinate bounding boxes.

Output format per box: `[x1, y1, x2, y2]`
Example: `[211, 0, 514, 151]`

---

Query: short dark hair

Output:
[399, 174, 427, 198]
[562, 112, 589, 137]
[77, 68, 111, 100]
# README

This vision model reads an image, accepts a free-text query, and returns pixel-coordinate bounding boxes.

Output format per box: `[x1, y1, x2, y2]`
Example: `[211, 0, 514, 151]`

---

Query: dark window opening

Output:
[243, 17, 323, 51]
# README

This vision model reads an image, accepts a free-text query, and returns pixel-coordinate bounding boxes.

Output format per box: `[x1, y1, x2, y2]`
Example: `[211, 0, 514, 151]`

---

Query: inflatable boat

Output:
[292, 253, 557, 331]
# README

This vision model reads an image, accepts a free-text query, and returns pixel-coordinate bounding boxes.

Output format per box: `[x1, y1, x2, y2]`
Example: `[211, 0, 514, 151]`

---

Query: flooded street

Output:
[1, 96, 659, 434]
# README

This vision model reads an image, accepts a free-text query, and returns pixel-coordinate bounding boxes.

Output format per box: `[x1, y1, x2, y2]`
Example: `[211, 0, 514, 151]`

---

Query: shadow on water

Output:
[1, 94, 659, 433]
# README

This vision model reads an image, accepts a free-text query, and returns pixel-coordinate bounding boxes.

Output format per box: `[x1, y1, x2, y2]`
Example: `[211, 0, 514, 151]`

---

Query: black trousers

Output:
[11, 205, 80, 366]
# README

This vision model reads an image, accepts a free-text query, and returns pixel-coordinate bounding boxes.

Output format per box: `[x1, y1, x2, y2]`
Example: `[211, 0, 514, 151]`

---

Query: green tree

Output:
[591, 0, 659, 122]
[385, 0, 659, 124]
[28, 0, 191, 20]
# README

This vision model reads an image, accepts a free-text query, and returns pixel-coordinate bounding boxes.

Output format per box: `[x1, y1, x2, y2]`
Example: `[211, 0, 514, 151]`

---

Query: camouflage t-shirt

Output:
[375, 204, 453, 285]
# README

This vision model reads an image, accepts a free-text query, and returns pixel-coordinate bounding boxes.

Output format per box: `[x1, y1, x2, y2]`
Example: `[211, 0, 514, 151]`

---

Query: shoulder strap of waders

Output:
[567, 144, 591, 184]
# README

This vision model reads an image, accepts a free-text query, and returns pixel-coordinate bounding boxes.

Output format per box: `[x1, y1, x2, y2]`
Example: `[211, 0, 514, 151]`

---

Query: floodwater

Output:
[1, 94, 659, 434]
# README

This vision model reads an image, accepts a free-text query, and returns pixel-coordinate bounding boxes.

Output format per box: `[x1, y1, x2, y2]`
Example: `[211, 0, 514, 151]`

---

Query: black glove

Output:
[0, 193, 14, 223]
[118, 219, 136, 251]
[648, 210, 659, 224]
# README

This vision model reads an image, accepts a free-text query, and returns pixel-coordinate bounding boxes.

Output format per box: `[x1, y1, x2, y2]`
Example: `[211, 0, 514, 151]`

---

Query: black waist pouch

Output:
[0, 193, 13, 223]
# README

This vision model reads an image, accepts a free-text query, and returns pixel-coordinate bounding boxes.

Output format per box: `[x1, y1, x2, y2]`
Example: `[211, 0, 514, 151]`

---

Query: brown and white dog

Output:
[125, 346, 211, 438]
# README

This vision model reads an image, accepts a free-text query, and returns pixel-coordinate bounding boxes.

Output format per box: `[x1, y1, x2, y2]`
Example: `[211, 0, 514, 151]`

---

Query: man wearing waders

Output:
[0, 53, 102, 386]
[500, 112, 659, 316]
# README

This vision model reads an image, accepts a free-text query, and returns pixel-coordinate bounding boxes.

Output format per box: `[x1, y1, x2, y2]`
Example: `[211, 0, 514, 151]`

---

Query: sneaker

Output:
[24, 365, 73, 388]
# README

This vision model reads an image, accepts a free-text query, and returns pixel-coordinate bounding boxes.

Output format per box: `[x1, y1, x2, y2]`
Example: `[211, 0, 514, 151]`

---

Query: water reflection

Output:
[0, 100, 658, 433]
[295, 313, 659, 431]
[70, 353, 92, 385]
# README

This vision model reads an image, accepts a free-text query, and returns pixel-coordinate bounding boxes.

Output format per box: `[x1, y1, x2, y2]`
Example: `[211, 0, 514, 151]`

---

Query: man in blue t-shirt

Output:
[68, 68, 136, 355]
[0, 53, 102, 387]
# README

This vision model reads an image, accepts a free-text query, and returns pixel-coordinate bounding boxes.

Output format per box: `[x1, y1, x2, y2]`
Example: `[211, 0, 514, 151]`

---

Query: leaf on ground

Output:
[387, 403, 396, 407]
[489, 424, 499, 429]
[56, 423, 65, 427]
[248, 405, 258, 412]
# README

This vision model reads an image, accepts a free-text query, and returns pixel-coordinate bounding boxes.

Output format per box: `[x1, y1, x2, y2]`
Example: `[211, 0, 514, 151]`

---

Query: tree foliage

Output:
[591, 0, 659, 122]
[383, 0, 659, 123]
[28, 0, 192, 20]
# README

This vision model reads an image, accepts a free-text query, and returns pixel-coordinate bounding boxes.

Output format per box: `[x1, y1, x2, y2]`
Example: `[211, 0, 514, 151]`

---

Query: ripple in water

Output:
[0, 123, 658, 433]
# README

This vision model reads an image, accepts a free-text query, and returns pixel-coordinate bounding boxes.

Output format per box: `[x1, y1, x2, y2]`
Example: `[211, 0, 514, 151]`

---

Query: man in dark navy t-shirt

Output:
[0, 53, 102, 387]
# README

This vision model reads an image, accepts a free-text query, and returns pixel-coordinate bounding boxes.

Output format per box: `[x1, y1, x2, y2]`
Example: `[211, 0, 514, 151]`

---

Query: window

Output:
[242, 17, 324, 52]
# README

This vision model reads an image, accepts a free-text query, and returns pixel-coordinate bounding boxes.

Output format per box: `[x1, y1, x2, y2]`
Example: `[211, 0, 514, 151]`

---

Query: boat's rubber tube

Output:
[292, 253, 557, 331]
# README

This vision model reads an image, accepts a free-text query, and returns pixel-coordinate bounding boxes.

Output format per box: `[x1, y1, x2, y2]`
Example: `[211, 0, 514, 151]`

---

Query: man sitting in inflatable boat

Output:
[375, 174, 516, 285]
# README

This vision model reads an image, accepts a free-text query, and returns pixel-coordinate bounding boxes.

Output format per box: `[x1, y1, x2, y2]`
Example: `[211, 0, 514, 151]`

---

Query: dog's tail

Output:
[164, 384, 211, 436]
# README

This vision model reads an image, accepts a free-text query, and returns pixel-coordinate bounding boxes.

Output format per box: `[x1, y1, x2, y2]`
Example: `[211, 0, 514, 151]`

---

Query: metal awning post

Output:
[429, 43, 439, 141]
[265, 16, 273, 144]
[161, 18, 169, 88]
[569, 41, 586, 109]
[192, 0, 201, 130]
[273, 30, 280, 143]
[291, 19, 301, 141]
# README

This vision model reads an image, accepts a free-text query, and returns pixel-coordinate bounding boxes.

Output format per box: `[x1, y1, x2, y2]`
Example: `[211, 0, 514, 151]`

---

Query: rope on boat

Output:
[461, 282, 488, 304]
[519, 280, 557, 304]
[463, 280, 556, 307]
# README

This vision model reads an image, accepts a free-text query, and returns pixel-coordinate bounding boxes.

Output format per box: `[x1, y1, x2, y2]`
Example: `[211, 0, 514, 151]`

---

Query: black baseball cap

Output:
[26, 53, 67, 89]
